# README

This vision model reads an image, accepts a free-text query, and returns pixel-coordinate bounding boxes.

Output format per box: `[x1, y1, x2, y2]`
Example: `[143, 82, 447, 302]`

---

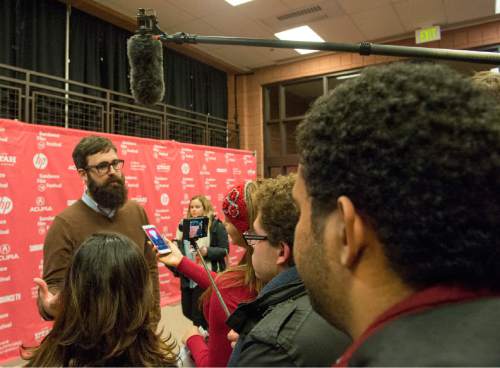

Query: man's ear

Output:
[77, 169, 88, 184]
[276, 242, 292, 267]
[337, 196, 366, 268]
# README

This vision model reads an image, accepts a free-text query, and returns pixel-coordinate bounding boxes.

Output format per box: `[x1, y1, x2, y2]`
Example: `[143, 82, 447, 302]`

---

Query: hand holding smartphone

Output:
[142, 225, 172, 255]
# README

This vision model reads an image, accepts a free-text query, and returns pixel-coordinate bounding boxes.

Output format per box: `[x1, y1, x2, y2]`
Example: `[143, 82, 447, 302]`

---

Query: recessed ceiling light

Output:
[225, 0, 253, 6]
[275, 25, 325, 55]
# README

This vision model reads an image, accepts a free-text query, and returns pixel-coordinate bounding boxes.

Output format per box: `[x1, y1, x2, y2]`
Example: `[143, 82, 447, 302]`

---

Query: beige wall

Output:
[231, 20, 500, 177]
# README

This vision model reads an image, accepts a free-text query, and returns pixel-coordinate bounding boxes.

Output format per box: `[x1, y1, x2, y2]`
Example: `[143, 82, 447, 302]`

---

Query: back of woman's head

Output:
[28, 233, 177, 367]
[66, 233, 152, 349]
[217, 180, 264, 294]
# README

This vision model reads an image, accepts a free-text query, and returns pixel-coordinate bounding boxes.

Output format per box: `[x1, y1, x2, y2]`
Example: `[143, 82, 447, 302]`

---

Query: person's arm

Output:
[186, 334, 209, 366]
[39, 216, 74, 319]
[141, 209, 161, 325]
[145, 236, 161, 324]
[177, 257, 216, 290]
[34, 278, 60, 319]
[156, 239, 216, 289]
[187, 279, 251, 367]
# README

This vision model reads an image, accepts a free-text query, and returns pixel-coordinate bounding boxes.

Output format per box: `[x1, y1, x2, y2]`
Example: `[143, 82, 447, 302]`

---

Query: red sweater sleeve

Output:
[177, 256, 216, 290]
[186, 274, 257, 367]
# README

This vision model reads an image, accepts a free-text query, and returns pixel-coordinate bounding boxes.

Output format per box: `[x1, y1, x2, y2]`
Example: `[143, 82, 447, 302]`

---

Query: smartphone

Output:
[142, 225, 171, 254]
[182, 216, 209, 240]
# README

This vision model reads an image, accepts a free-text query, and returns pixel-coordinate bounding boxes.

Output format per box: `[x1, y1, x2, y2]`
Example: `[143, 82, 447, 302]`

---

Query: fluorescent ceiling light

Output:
[275, 25, 324, 55]
[496, 0, 500, 14]
[225, 0, 253, 6]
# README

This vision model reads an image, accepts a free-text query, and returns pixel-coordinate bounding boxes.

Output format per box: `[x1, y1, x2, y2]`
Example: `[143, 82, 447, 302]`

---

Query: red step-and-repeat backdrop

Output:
[0, 119, 256, 362]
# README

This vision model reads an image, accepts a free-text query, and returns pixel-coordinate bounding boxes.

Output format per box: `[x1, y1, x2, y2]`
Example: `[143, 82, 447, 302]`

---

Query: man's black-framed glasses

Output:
[85, 159, 124, 176]
[243, 232, 268, 247]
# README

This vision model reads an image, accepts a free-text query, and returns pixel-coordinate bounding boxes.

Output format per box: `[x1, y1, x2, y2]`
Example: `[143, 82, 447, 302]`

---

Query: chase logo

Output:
[0, 197, 13, 215]
[33, 153, 48, 170]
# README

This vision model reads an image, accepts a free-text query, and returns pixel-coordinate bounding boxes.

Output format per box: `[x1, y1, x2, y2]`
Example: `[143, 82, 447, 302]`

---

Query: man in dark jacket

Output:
[227, 175, 350, 367]
[293, 62, 500, 366]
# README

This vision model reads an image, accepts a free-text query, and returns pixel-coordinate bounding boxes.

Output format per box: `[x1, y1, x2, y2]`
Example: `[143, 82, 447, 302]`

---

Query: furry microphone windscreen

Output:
[127, 34, 165, 106]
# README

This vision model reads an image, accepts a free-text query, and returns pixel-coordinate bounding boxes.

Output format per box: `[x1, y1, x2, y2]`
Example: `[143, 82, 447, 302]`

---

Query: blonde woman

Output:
[175, 195, 229, 329]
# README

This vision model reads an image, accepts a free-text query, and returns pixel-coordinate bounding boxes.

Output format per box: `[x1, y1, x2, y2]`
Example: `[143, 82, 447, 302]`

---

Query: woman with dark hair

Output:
[24, 232, 177, 367]
[158, 182, 262, 367]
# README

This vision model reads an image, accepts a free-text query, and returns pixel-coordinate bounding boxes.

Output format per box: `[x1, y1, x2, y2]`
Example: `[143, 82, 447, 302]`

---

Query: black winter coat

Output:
[347, 297, 500, 366]
[227, 267, 350, 367]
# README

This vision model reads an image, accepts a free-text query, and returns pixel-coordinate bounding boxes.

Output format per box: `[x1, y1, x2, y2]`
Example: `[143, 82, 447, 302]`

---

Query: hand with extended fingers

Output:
[34, 277, 60, 318]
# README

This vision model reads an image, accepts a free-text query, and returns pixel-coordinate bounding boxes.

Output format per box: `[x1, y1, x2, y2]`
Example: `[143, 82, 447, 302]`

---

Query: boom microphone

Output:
[127, 33, 165, 106]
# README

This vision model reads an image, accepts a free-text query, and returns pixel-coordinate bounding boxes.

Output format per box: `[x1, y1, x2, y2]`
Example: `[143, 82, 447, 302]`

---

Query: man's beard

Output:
[87, 174, 128, 210]
[298, 234, 350, 335]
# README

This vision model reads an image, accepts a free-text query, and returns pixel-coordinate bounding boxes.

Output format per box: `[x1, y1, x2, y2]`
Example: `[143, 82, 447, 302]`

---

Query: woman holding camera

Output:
[159, 183, 262, 367]
[175, 195, 229, 329]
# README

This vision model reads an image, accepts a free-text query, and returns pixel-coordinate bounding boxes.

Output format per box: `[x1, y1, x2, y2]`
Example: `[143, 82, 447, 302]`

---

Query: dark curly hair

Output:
[297, 62, 500, 291]
[255, 174, 298, 265]
[471, 70, 500, 104]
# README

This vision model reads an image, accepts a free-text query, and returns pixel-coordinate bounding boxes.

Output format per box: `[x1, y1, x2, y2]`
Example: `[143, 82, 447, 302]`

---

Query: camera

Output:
[182, 216, 209, 240]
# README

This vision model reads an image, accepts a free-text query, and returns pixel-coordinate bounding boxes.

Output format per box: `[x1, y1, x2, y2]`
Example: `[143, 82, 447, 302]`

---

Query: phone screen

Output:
[142, 225, 171, 254]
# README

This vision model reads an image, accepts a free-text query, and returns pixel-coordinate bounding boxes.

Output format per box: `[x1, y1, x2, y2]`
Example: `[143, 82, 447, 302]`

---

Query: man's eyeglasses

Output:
[85, 159, 124, 176]
[243, 232, 268, 247]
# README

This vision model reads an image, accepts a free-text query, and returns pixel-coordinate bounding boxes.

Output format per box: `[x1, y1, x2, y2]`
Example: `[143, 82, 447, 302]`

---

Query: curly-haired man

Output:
[293, 62, 500, 366]
[227, 174, 349, 366]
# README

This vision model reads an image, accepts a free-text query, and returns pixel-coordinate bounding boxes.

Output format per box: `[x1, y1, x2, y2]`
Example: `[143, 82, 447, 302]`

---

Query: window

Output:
[263, 70, 359, 177]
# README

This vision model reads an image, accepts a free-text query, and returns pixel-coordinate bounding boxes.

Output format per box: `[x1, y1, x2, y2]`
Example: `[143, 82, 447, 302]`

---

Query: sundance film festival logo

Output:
[160, 193, 170, 206]
[0, 197, 13, 215]
[33, 153, 48, 170]
[181, 163, 190, 175]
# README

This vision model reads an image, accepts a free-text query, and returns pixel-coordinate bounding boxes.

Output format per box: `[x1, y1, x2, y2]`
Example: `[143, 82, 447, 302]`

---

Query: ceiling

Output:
[93, 0, 500, 72]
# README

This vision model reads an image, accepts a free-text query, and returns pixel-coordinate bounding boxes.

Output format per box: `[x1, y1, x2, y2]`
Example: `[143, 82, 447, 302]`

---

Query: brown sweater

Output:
[40, 199, 160, 323]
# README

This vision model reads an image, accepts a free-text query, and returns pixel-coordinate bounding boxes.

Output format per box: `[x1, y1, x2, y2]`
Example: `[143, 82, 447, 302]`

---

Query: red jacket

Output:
[177, 257, 257, 367]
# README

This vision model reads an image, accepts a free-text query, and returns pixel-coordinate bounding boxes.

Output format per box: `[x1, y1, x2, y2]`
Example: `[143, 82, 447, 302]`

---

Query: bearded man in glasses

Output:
[37, 135, 160, 324]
